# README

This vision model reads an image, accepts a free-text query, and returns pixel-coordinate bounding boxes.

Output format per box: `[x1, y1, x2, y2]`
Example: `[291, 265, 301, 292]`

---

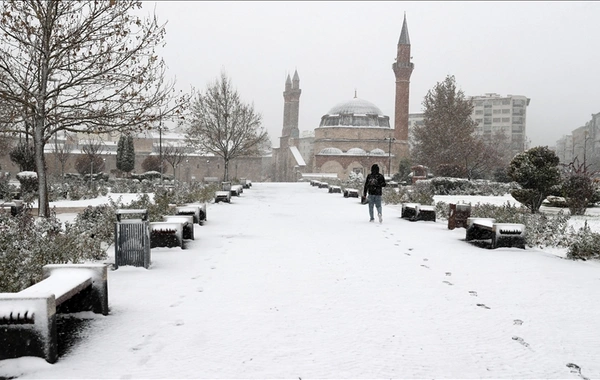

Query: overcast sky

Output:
[143, 1, 600, 149]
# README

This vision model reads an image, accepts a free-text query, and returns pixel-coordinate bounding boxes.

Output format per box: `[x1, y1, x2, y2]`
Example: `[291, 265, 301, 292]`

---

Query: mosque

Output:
[272, 14, 413, 181]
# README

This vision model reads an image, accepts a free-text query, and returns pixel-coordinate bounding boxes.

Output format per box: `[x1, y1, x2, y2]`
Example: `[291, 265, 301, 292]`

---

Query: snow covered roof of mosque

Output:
[319, 147, 343, 155]
[326, 97, 384, 116]
[347, 147, 367, 155]
[370, 148, 386, 155]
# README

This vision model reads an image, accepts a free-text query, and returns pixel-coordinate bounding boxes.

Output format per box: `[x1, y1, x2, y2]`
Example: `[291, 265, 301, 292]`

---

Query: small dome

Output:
[327, 98, 384, 115]
[370, 148, 386, 155]
[319, 147, 343, 155]
[347, 148, 366, 155]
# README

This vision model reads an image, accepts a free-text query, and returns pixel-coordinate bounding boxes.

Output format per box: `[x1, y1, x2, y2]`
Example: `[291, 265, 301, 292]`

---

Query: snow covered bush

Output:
[16, 171, 38, 202]
[561, 174, 599, 216]
[508, 146, 561, 214]
[567, 221, 600, 260]
[0, 208, 107, 293]
[434, 200, 574, 249]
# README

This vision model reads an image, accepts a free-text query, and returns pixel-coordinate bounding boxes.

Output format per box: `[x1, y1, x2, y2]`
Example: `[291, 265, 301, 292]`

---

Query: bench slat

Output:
[19, 270, 92, 306]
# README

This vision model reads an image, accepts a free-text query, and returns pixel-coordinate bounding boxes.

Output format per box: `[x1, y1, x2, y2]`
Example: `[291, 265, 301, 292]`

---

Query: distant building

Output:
[408, 93, 531, 158]
[273, 14, 414, 181]
[469, 93, 530, 156]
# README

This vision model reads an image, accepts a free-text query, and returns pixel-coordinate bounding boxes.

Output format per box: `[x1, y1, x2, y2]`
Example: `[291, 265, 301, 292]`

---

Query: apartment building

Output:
[469, 93, 530, 156]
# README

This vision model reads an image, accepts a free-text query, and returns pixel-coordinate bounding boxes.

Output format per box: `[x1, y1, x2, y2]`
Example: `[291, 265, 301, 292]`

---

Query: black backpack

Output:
[367, 175, 380, 192]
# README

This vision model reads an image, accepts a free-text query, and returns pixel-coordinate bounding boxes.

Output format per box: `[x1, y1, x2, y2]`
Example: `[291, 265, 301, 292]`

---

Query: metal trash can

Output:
[114, 209, 151, 269]
[448, 203, 471, 230]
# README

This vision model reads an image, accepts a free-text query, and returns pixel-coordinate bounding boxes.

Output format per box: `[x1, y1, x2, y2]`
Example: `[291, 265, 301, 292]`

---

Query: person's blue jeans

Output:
[368, 194, 382, 221]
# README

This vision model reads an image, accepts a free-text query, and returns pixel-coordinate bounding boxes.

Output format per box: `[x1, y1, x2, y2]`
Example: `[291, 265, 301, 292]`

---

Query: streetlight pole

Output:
[384, 137, 396, 178]
[584, 130, 589, 173]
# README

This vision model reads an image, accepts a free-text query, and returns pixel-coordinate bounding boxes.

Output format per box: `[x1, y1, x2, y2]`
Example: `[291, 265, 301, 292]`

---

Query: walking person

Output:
[363, 164, 387, 223]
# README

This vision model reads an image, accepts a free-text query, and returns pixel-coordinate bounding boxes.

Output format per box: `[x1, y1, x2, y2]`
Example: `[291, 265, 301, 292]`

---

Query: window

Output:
[493, 118, 501, 123]
[502, 109, 510, 114]
[502, 99, 511, 105]
[502, 117, 510, 123]
[475, 110, 483, 115]
[493, 109, 501, 114]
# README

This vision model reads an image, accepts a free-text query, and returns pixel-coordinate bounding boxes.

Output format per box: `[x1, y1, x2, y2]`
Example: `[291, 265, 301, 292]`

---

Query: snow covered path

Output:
[6, 182, 600, 379]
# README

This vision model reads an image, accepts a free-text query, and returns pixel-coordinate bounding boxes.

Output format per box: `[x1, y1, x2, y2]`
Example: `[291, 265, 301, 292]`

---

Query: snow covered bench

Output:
[328, 185, 342, 194]
[401, 203, 436, 222]
[163, 215, 195, 240]
[230, 184, 243, 196]
[318, 182, 329, 189]
[0, 264, 109, 363]
[240, 178, 252, 189]
[343, 188, 359, 198]
[175, 204, 206, 225]
[465, 217, 526, 249]
[150, 221, 184, 249]
[215, 190, 231, 203]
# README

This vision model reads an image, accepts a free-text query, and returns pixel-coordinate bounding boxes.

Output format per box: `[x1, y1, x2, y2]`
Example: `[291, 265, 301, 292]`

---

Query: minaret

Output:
[282, 70, 301, 139]
[392, 13, 414, 142]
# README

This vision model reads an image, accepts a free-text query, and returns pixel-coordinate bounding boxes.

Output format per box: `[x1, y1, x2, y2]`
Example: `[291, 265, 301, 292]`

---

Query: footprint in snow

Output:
[420, 264, 430, 269]
[443, 280, 453, 286]
[513, 319, 523, 325]
[476, 303, 490, 309]
[469, 291, 478, 297]
[445, 272, 452, 276]
[512, 336, 531, 348]
[567, 363, 590, 380]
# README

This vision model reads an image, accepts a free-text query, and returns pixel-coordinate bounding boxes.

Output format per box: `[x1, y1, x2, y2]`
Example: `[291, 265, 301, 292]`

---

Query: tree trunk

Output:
[223, 158, 229, 182]
[34, 124, 50, 217]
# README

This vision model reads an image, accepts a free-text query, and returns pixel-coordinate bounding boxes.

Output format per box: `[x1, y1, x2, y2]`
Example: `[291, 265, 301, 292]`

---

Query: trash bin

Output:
[114, 209, 151, 269]
[448, 203, 471, 230]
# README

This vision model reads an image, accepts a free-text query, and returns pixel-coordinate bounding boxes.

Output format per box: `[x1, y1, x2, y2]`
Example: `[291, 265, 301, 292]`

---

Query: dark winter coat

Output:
[363, 164, 387, 196]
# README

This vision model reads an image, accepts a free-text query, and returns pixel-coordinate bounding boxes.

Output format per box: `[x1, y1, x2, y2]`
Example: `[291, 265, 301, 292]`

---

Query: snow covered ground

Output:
[2, 182, 600, 379]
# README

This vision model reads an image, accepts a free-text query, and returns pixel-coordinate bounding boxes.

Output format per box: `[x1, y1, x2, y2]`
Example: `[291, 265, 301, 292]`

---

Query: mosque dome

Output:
[327, 98, 384, 115]
[370, 148, 386, 155]
[319, 97, 390, 128]
[319, 147, 343, 155]
[347, 147, 367, 155]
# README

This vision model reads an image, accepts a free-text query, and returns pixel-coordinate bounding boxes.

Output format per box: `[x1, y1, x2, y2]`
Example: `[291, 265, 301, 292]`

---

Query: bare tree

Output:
[163, 144, 186, 180]
[0, 1, 184, 216]
[75, 140, 105, 177]
[52, 135, 72, 179]
[184, 72, 269, 181]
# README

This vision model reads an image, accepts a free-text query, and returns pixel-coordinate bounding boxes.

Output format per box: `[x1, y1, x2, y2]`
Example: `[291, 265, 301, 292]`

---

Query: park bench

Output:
[230, 184, 243, 196]
[175, 204, 206, 225]
[343, 188, 360, 198]
[318, 182, 329, 189]
[0, 264, 109, 363]
[465, 217, 526, 249]
[401, 203, 437, 222]
[149, 221, 184, 249]
[215, 182, 233, 203]
[163, 215, 194, 240]
[240, 178, 252, 189]
[328, 185, 342, 194]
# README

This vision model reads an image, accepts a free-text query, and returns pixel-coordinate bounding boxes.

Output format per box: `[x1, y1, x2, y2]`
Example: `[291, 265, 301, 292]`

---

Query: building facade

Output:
[273, 15, 414, 181]
[469, 93, 530, 156]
